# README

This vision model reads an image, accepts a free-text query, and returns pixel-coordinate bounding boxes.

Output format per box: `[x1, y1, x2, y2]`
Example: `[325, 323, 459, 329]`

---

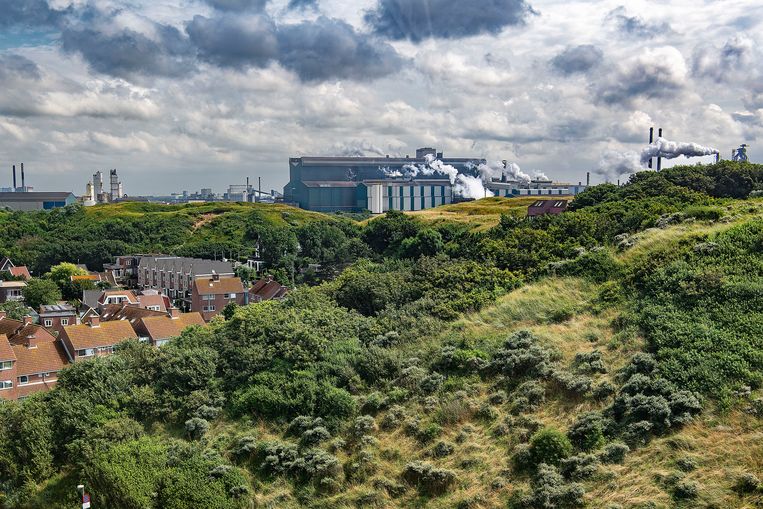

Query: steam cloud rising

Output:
[597, 137, 719, 181]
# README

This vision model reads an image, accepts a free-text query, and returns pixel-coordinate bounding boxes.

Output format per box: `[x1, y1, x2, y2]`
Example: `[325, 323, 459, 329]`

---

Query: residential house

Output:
[0, 312, 67, 400]
[0, 334, 17, 400]
[103, 255, 145, 287]
[134, 308, 205, 347]
[0, 280, 26, 303]
[138, 256, 235, 305]
[191, 275, 245, 321]
[96, 289, 139, 310]
[249, 276, 288, 303]
[59, 317, 138, 361]
[0, 257, 31, 280]
[135, 289, 170, 312]
[39, 303, 79, 336]
[98, 303, 166, 343]
[527, 199, 568, 217]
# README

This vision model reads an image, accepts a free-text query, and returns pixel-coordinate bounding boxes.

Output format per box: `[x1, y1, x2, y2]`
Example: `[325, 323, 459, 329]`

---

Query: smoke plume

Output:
[382, 154, 493, 199]
[597, 136, 720, 181]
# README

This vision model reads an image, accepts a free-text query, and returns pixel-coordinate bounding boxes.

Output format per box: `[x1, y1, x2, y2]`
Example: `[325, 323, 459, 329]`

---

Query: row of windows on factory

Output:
[386, 185, 448, 212]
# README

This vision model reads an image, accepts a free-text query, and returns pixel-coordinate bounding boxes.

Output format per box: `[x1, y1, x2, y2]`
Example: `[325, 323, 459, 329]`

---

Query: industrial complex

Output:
[283, 147, 588, 213]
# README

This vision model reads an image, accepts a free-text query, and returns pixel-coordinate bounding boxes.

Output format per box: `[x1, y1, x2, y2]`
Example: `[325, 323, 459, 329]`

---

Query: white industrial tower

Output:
[109, 169, 123, 201]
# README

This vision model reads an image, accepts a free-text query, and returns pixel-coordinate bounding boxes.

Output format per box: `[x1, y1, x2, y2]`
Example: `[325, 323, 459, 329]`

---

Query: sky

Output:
[0, 0, 761, 196]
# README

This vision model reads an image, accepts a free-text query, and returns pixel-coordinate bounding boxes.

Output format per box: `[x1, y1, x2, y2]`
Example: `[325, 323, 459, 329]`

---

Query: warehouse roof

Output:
[0, 192, 75, 201]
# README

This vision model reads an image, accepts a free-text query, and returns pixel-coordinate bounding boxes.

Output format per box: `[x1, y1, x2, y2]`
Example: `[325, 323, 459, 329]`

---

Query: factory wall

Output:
[369, 183, 453, 212]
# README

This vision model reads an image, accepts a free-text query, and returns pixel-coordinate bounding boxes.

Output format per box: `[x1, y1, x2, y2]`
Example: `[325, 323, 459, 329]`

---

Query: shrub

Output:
[675, 456, 698, 472]
[512, 381, 546, 412]
[486, 331, 555, 379]
[567, 412, 607, 451]
[431, 441, 455, 458]
[592, 381, 616, 401]
[672, 480, 699, 500]
[529, 428, 573, 467]
[380, 405, 406, 431]
[598, 442, 629, 464]
[560, 454, 599, 480]
[573, 351, 607, 374]
[300, 427, 331, 447]
[401, 461, 456, 495]
[343, 451, 377, 483]
[417, 423, 443, 444]
[734, 473, 761, 494]
[351, 415, 377, 438]
[231, 436, 257, 460]
[551, 370, 592, 395]
[184, 418, 210, 440]
[287, 416, 325, 436]
[521, 463, 585, 508]
[193, 405, 221, 421]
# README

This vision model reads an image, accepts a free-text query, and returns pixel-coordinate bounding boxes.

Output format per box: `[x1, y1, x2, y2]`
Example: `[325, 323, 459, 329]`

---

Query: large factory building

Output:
[284, 148, 483, 213]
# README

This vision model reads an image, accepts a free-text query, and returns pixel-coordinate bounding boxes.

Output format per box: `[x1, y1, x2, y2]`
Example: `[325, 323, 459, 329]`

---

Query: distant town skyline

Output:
[0, 0, 760, 195]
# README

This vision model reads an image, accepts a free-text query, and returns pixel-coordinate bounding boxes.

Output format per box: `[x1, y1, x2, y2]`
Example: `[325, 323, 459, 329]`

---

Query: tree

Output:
[0, 300, 32, 320]
[46, 262, 89, 300]
[22, 278, 62, 310]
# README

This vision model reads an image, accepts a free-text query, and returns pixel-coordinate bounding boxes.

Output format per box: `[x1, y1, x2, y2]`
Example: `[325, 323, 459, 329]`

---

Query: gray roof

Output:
[138, 256, 234, 277]
[40, 303, 77, 316]
[82, 290, 103, 309]
[0, 192, 75, 201]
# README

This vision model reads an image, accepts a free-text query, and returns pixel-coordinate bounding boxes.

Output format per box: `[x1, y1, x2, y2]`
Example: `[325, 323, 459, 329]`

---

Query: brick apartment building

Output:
[191, 274, 246, 321]
[0, 313, 68, 400]
[138, 256, 235, 304]
[59, 317, 138, 361]
[39, 303, 79, 336]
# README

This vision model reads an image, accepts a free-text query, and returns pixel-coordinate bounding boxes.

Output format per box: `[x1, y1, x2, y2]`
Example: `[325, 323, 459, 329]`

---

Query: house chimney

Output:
[648, 127, 654, 169]
[25, 333, 38, 349]
[21, 163, 24, 190]
[23, 315, 33, 326]
[169, 307, 180, 319]
[212, 271, 220, 282]
[656, 128, 663, 171]
[12, 165, 16, 190]
[89, 316, 100, 327]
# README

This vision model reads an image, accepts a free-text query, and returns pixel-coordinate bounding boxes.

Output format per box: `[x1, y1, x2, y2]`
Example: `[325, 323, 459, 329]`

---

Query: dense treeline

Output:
[1, 161, 763, 507]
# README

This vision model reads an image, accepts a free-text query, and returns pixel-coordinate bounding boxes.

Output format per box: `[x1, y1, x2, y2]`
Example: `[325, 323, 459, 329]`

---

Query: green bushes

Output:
[528, 428, 573, 467]
[567, 412, 607, 451]
[401, 461, 456, 495]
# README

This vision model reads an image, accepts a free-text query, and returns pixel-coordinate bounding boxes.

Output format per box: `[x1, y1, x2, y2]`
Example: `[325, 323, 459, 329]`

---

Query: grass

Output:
[401, 197, 571, 231]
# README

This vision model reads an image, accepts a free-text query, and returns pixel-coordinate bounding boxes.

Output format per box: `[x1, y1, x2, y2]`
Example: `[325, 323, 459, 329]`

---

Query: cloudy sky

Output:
[0, 0, 761, 196]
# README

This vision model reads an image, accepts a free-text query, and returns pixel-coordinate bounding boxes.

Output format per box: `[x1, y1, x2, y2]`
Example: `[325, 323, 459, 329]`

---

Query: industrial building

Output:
[0, 192, 77, 211]
[486, 179, 588, 197]
[284, 147, 483, 212]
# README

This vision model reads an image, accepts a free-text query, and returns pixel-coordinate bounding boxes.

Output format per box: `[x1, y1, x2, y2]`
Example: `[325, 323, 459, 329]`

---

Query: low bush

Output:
[486, 331, 555, 380]
[511, 463, 585, 508]
[598, 442, 629, 464]
[529, 428, 573, 467]
[184, 418, 209, 440]
[401, 461, 456, 495]
[734, 473, 761, 494]
[559, 454, 599, 480]
[672, 479, 699, 500]
[567, 412, 607, 451]
[573, 351, 607, 374]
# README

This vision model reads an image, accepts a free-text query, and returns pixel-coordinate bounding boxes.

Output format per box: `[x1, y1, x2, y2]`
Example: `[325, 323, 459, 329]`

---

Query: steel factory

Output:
[283, 147, 586, 213]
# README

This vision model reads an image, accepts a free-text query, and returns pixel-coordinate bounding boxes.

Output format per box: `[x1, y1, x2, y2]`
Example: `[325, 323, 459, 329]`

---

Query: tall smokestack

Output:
[648, 128, 654, 169]
[258, 177, 261, 203]
[21, 163, 25, 190]
[586, 171, 590, 186]
[656, 129, 663, 171]
[12, 165, 16, 191]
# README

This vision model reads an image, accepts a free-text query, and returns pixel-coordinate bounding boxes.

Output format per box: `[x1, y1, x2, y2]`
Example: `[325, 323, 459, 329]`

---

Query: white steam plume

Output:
[597, 137, 720, 181]
[382, 154, 493, 199]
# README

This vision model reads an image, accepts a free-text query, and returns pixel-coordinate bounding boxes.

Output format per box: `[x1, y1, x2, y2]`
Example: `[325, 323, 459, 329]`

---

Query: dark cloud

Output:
[595, 48, 686, 106]
[364, 0, 534, 43]
[186, 14, 402, 81]
[692, 37, 754, 83]
[0, 0, 67, 28]
[0, 54, 41, 81]
[62, 23, 195, 78]
[287, 0, 318, 10]
[186, 14, 278, 68]
[606, 7, 671, 38]
[277, 17, 402, 81]
[550, 45, 602, 75]
[205, 0, 268, 12]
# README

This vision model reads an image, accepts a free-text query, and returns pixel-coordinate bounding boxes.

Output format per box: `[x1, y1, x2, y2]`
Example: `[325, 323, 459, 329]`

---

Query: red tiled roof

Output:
[9, 266, 31, 280]
[137, 293, 168, 311]
[250, 277, 288, 302]
[0, 334, 16, 362]
[140, 313, 205, 341]
[192, 277, 244, 296]
[61, 321, 138, 350]
[12, 341, 68, 375]
[7, 323, 56, 346]
[100, 303, 165, 323]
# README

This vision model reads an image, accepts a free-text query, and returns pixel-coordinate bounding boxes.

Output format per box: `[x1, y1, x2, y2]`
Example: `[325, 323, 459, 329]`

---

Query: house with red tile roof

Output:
[59, 317, 138, 361]
[191, 275, 245, 321]
[527, 199, 568, 217]
[0, 313, 57, 345]
[0, 257, 31, 280]
[0, 334, 18, 400]
[39, 303, 79, 336]
[135, 308, 205, 347]
[249, 276, 288, 303]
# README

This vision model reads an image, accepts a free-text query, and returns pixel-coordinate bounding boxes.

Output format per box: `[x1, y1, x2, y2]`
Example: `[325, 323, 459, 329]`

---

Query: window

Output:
[202, 294, 214, 301]
[224, 293, 236, 299]
[203, 305, 216, 312]
[98, 346, 114, 354]
[61, 318, 69, 326]
[0, 381, 12, 390]
[18, 375, 28, 385]
[147, 305, 160, 311]
[139, 337, 149, 344]
[44, 319, 53, 327]
[0, 361, 13, 371]
[76, 348, 95, 357]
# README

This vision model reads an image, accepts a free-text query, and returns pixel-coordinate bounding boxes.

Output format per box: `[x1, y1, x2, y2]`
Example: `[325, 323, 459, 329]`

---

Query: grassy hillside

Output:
[3, 162, 763, 509]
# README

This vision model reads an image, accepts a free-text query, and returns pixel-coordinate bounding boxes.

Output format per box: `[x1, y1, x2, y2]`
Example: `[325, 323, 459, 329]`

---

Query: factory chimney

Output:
[258, 177, 262, 203]
[648, 128, 654, 169]
[656, 128, 663, 171]
[12, 165, 16, 191]
[586, 171, 590, 186]
[21, 163, 25, 190]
